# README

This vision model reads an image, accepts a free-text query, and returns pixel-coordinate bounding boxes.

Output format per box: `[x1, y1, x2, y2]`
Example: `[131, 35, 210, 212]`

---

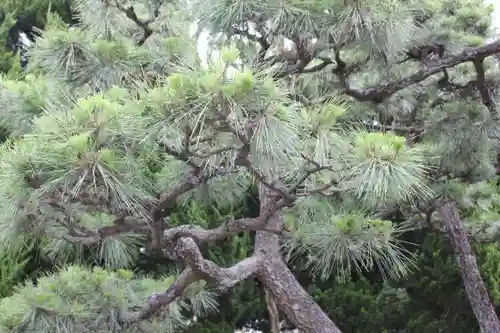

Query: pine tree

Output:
[0, 0, 500, 333]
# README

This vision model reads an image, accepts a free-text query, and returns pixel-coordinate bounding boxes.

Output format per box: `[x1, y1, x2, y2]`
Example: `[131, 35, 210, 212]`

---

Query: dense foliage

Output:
[0, 0, 500, 332]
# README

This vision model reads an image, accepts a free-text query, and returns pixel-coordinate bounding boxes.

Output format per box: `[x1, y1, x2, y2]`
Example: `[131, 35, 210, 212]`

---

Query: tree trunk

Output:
[438, 201, 500, 333]
[264, 287, 281, 333]
[254, 186, 343, 333]
[257, 256, 343, 333]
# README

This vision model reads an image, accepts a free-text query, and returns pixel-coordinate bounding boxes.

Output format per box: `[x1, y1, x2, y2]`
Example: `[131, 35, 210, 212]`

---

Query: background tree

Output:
[0, 0, 74, 72]
[0, 0, 500, 333]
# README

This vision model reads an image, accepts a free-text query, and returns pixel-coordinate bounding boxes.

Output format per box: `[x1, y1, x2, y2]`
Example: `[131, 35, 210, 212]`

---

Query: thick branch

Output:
[438, 201, 500, 333]
[265, 38, 500, 106]
[61, 192, 283, 246]
[254, 186, 343, 333]
[123, 268, 199, 323]
[232, 21, 500, 106]
[265, 287, 281, 333]
[257, 258, 343, 333]
[162, 196, 286, 245]
[174, 237, 260, 291]
[124, 239, 261, 324]
[335, 39, 500, 103]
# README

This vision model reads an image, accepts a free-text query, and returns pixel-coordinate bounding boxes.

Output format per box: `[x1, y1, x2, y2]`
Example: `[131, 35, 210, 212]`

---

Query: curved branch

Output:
[62, 216, 150, 245]
[162, 197, 286, 245]
[335, 39, 500, 103]
[123, 238, 261, 324]
[174, 237, 260, 291]
[62, 189, 285, 246]
[264, 38, 500, 105]
[123, 268, 199, 323]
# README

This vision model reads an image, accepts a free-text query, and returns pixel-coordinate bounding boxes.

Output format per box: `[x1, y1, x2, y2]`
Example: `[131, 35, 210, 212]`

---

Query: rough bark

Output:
[264, 287, 281, 333]
[253, 186, 343, 333]
[257, 257, 342, 333]
[438, 201, 500, 333]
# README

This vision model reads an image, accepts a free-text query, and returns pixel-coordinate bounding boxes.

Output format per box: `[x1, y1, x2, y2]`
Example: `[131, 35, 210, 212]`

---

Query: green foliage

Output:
[479, 243, 500, 304]
[290, 229, 500, 333]
[401, 232, 477, 332]
[284, 209, 414, 281]
[308, 278, 408, 332]
[0, 237, 33, 298]
[0, 74, 65, 138]
[0, 266, 218, 333]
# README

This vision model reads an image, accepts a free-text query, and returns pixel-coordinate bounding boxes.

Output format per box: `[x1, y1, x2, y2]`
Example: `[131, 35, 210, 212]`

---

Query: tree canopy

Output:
[0, 0, 500, 332]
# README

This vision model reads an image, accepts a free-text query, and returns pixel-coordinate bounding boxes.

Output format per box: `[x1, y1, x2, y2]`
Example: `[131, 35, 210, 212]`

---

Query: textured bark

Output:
[254, 186, 343, 333]
[264, 287, 281, 333]
[257, 257, 343, 333]
[438, 201, 500, 333]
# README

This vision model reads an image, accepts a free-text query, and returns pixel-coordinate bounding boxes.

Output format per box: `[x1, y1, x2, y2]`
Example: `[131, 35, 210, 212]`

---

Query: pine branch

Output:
[58, 172, 224, 247]
[62, 216, 151, 245]
[46, 108, 334, 247]
[124, 268, 198, 323]
[56, 152, 329, 247]
[123, 246, 261, 324]
[437, 201, 500, 332]
[249, 34, 500, 108]
[31, 100, 355, 332]
[173, 237, 260, 291]
[162, 197, 286, 243]
[57, 186, 286, 246]
[332, 39, 500, 104]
